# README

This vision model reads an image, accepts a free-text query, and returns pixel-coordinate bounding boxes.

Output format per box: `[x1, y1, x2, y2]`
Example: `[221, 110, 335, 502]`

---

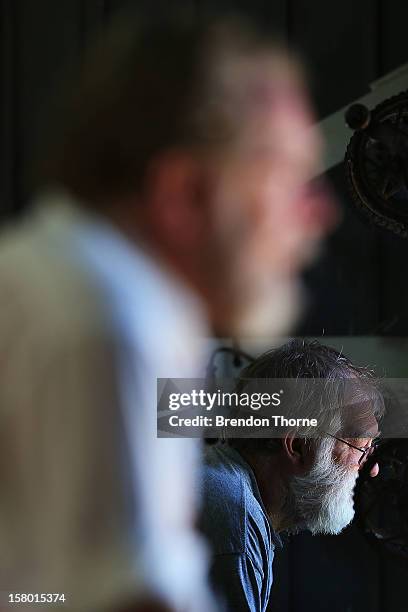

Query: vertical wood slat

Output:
[293, 0, 382, 337]
[376, 0, 408, 606]
[11, 0, 86, 210]
[375, 0, 408, 338]
[0, 0, 16, 220]
[80, 0, 108, 48]
[289, 0, 382, 607]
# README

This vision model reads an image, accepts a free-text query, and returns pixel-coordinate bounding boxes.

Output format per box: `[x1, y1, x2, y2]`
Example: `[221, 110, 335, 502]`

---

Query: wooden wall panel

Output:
[0, 0, 16, 220]
[292, 0, 383, 337]
[289, 0, 379, 118]
[374, 0, 408, 338]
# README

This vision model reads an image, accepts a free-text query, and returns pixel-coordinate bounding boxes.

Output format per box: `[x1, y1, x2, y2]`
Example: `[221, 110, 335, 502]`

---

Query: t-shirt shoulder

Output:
[200, 445, 271, 559]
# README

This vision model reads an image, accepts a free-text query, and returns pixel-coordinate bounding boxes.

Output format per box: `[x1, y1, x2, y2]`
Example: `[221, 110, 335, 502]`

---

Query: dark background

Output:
[2, 1, 408, 610]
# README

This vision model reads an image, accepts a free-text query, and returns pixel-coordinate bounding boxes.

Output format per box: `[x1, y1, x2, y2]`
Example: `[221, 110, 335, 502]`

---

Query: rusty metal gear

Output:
[345, 91, 408, 237]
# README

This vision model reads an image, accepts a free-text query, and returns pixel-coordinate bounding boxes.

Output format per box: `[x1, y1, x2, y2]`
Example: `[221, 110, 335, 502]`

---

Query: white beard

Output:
[286, 441, 358, 535]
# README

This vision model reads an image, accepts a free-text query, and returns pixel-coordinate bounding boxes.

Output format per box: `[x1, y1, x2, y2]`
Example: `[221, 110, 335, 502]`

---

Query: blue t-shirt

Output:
[200, 443, 281, 612]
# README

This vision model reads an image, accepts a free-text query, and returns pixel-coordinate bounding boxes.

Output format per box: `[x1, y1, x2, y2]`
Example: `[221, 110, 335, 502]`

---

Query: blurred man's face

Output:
[203, 61, 336, 338]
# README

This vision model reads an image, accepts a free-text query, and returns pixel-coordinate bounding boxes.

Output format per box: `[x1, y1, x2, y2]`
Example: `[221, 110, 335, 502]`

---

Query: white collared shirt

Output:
[0, 192, 214, 612]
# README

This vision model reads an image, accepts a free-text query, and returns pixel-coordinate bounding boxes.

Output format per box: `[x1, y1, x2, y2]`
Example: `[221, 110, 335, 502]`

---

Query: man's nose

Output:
[369, 462, 379, 477]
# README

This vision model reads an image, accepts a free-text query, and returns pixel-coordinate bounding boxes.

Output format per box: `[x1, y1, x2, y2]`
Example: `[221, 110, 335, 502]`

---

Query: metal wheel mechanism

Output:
[345, 92, 408, 237]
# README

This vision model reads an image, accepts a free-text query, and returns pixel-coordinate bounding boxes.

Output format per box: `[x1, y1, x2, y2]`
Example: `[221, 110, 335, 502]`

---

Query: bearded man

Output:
[200, 339, 383, 612]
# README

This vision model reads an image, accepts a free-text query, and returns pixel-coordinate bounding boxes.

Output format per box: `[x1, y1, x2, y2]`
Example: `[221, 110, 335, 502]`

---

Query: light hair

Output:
[230, 339, 385, 453]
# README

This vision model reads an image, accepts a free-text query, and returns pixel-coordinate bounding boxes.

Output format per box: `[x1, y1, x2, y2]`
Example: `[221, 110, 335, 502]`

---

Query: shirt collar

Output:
[217, 443, 283, 548]
[34, 189, 211, 377]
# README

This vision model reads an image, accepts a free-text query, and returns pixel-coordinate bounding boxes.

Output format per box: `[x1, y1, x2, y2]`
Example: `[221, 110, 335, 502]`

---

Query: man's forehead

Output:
[214, 51, 308, 117]
[234, 64, 318, 151]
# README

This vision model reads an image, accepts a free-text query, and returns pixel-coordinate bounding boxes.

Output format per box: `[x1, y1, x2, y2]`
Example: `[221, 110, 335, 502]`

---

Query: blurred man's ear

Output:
[143, 151, 213, 253]
[282, 434, 315, 474]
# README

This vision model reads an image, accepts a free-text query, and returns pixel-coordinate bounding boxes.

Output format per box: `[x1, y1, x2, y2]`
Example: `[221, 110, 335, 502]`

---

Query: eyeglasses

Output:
[323, 433, 378, 465]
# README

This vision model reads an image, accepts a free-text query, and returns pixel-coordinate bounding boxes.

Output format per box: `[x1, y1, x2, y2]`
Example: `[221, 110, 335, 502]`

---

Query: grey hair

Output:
[230, 339, 384, 454]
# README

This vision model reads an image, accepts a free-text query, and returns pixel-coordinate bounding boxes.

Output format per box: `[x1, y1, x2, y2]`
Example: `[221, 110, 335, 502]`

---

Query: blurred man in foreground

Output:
[201, 339, 383, 612]
[0, 12, 333, 612]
